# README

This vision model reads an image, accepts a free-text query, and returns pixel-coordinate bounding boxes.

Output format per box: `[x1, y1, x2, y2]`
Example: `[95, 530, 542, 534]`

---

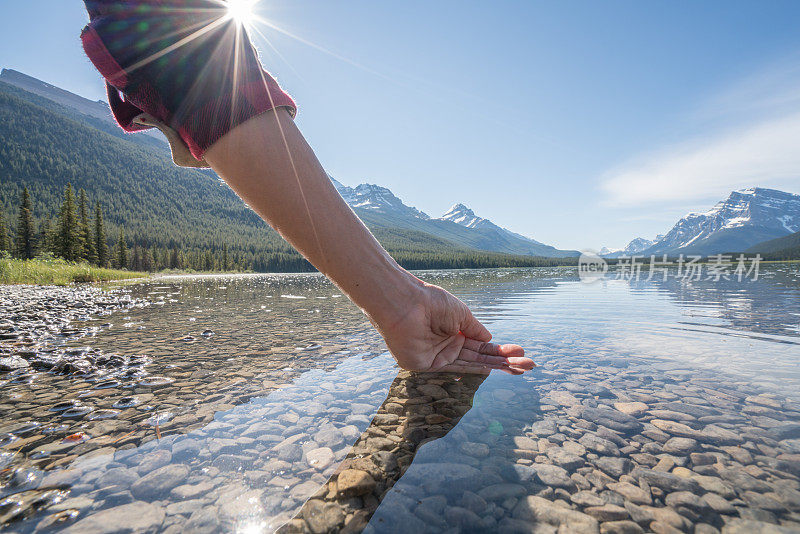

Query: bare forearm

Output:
[204, 108, 421, 323]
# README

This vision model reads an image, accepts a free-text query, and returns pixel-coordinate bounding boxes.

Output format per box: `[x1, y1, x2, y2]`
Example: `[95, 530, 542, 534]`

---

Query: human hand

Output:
[371, 281, 535, 374]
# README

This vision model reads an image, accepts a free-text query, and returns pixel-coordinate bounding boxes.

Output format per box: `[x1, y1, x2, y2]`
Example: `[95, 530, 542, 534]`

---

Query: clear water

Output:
[2, 265, 800, 532]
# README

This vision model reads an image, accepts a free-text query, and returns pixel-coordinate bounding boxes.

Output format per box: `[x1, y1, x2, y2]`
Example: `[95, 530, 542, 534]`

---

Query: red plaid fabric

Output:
[81, 0, 296, 161]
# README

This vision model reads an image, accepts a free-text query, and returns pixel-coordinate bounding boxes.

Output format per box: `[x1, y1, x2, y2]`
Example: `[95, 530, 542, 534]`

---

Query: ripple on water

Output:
[87, 410, 120, 421]
[112, 397, 140, 409]
[137, 376, 175, 387]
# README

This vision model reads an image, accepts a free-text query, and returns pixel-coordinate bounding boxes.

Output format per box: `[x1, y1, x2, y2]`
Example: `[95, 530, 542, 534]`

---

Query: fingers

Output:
[458, 307, 492, 342]
[461, 339, 536, 370]
[437, 362, 525, 375]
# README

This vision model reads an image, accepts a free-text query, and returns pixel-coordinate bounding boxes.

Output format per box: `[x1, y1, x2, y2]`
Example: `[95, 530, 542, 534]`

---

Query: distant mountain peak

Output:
[601, 235, 662, 257]
[645, 187, 800, 255]
[330, 177, 430, 220]
[441, 203, 484, 229]
[326, 176, 575, 257]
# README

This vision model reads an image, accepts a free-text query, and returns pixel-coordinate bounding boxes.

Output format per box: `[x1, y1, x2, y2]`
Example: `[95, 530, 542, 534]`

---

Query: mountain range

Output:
[603, 188, 800, 257]
[329, 178, 577, 257]
[0, 68, 575, 270]
[2, 68, 798, 263]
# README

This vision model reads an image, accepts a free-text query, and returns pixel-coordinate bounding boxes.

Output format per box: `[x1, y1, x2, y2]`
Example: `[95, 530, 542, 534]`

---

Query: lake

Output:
[1, 265, 800, 533]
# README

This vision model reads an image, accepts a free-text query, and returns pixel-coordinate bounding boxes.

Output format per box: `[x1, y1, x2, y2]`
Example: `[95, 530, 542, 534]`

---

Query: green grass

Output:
[0, 255, 147, 285]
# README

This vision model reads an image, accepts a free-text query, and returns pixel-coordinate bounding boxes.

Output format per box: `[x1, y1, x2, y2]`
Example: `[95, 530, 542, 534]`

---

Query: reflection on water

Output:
[1, 265, 800, 533]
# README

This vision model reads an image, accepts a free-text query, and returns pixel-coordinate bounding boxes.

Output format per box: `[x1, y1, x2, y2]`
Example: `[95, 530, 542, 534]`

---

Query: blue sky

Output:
[2, 1, 800, 250]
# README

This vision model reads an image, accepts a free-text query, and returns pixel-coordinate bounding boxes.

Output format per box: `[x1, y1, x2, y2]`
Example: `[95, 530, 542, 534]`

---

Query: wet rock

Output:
[303, 500, 345, 534]
[594, 457, 633, 478]
[546, 447, 584, 470]
[530, 420, 558, 437]
[170, 481, 214, 500]
[97, 467, 138, 488]
[650, 419, 701, 439]
[336, 469, 376, 497]
[444, 506, 483, 528]
[606, 482, 651, 505]
[579, 434, 621, 456]
[690, 452, 717, 466]
[513, 495, 599, 533]
[165, 499, 204, 517]
[478, 484, 527, 502]
[171, 439, 200, 462]
[698, 425, 744, 446]
[576, 407, 642, 434]
[532, 464, 575, 489]
[716, 468, 773, 492]
[632, 468, 701, 493]
[185, 507, 220, 534]
[131, 464, 190, 500]
[664, 491, 713, 513]
[498, 517, 558, 533]
[460, 441, 490, 458]
[600, 520, 644, 534]
[66, 501, 165, 533]
[547, 390, 581, 407]
[571, 491, 606, 507]
[702, 493, 736, 514]
[136, 449, 172, 474]
[613, 402, 649, 417]
[720, 519, 798, 533]
[741, 491, 786, 512]
[403, 463, 482, 488]
[513, 436, 539, 450]
[306, 447, 335, 470]
[585, 504, 628, 522]
[663, 437, 698, 455]
[416, 384, 448, 399]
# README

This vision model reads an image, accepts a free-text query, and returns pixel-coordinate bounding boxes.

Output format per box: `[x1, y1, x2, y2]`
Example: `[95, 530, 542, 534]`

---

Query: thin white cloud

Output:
[601, 111, 800, 206]
[601, 53, 800, 207]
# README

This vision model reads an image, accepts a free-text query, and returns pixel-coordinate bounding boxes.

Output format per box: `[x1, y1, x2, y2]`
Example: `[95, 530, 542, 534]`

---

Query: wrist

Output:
[355, 261, 426, 330]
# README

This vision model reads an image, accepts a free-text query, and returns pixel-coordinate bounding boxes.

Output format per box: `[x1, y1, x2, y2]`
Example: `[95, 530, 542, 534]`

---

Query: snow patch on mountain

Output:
[330, 177, 430, 220]
[438, 203, 547, 246]
[646, 187, 800, 254]
[601, 235, 664, 257]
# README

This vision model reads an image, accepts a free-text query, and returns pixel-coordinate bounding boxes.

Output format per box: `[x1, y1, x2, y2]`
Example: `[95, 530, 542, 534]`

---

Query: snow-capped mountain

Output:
[440, 204, 484, 228]
[645, 188, 800, 255]
[331, 178, 430, 220]
[601, 235, 664, 258]
[330, 177, 578, 258]
[439, 203, 549, 246]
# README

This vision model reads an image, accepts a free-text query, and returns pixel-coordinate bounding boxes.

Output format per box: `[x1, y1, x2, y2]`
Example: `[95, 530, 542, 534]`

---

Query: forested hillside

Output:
[0, 81, 568, 271]
[747, 230, 800, 260]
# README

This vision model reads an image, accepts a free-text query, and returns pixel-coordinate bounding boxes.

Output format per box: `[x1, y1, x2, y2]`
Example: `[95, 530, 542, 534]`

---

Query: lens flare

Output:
[225, 0, 257, 27]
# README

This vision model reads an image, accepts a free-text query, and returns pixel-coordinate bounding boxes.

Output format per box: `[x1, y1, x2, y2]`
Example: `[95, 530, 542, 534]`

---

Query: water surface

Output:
[2, 265, 800, 532]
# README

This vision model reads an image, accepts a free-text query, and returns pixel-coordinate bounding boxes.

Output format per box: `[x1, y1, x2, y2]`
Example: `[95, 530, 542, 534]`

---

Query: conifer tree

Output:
[78, 189, 96, 264]
[37, 218, 53, 256]
[222, 243, 229, 271]
[57, 184, 81, 261]
[94, 202, 108, 267]
[15, 187, 35, 259]
[115, 228, 128, 269]
[0, 210, 8, 253]
[131, 245, 142, 272]
[169, 247, 181, 269]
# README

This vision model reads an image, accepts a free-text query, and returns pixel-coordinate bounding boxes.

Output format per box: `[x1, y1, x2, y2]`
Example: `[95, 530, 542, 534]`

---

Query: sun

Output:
[225, 0, 258, 26]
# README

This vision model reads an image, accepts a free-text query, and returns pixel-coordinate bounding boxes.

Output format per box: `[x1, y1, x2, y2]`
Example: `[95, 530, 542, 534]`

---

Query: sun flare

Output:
[225, 0, 258, 27]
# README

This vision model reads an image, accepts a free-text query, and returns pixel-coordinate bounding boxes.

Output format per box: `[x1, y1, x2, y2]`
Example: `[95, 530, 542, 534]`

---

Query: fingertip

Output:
[498, 344, 525, 357]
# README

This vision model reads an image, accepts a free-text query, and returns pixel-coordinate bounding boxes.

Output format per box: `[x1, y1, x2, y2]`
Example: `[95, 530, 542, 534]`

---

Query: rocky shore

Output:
[2, 276, 800, 533]
[279, 360, 800, 534]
